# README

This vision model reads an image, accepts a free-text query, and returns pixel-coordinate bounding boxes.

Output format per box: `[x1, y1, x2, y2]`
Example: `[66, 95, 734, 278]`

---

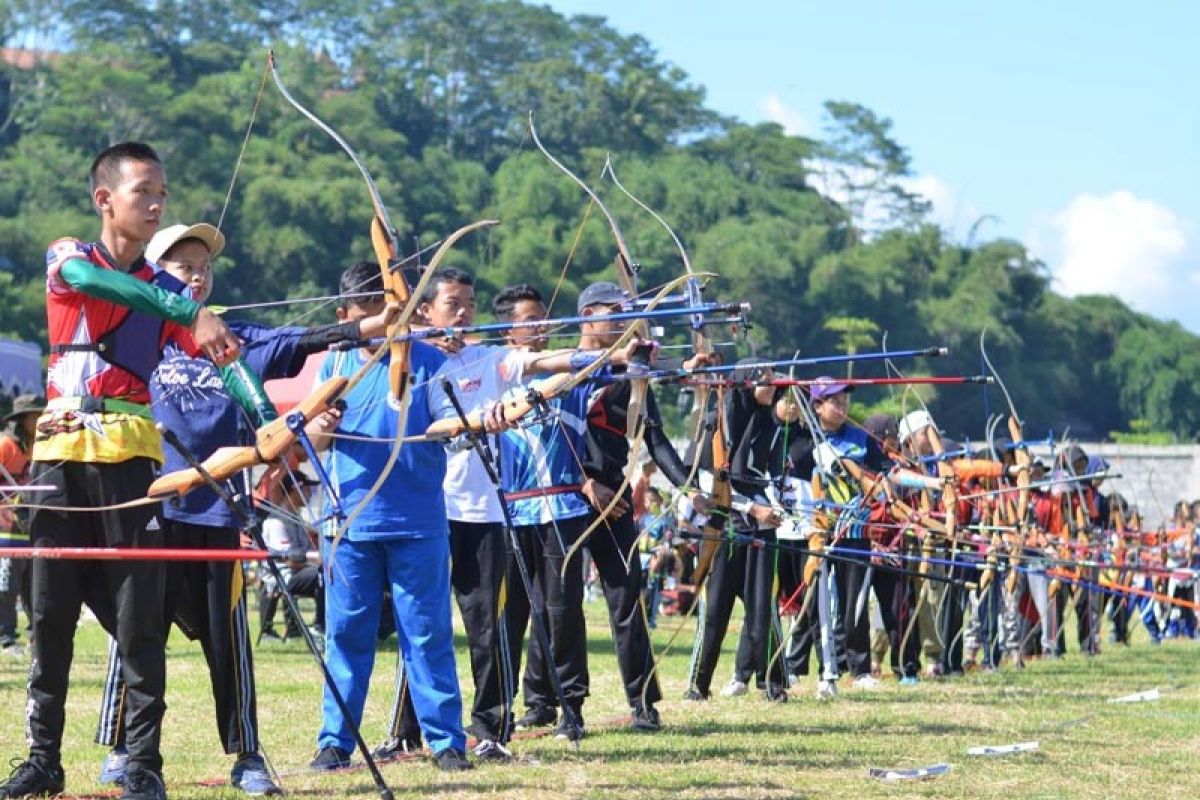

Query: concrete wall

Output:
[1029, 443, 1200, 529]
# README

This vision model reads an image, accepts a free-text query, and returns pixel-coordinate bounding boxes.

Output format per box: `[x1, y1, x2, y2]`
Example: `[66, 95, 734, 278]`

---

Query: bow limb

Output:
[268, 53, 499, 553]
[527, 114, 650, 438]
[980, 328, 1031, 594]
[267, 52, 413, 404]
[331, 219, 498, 552]
[602, 156, 718, 574]
[603, 157, 714, 484]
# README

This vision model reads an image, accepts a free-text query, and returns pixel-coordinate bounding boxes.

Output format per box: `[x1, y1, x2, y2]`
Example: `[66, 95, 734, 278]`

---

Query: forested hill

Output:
[0, 0, 1196, 441]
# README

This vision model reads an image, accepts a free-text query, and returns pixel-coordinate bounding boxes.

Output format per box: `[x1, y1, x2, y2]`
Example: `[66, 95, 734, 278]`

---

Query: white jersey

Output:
[771, 476, 816, 541]
[433, 343, 527, 523]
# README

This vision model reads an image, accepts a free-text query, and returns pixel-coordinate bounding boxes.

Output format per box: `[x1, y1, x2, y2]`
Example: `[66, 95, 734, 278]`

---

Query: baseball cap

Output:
[809, 376, 853, 400]
[898, 409, 934, 444]
[577, 281, 629, 312]
[862, 413, 898, 441]
[146, 223, 225, 265]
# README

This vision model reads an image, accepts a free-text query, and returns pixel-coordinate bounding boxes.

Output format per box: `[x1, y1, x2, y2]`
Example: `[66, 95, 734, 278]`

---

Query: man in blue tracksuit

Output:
[307, 261, 470, 772]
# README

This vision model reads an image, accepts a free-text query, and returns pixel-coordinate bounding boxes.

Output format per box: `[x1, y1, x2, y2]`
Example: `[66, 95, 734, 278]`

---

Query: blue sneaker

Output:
[99, 745, 129, 786]
[899, 676, 920, 687]
[231, 753, 282, 796]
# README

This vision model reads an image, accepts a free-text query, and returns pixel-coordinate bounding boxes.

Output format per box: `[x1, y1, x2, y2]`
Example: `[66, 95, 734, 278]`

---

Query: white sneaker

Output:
[816, 680, 837, 702]
[472, 739, 513, 762]
[720, 679, 748, 697]
[852, 674, 881, 690]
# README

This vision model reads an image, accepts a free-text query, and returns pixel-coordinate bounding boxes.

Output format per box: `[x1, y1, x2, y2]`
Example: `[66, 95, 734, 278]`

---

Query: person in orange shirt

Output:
[0, 394, 43, 657]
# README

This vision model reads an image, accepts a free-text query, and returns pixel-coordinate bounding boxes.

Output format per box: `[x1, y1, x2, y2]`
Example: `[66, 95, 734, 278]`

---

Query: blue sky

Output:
[544, 1, 1199, 330]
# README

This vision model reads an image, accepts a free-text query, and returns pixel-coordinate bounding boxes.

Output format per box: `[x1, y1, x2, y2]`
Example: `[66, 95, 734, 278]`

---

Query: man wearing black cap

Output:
[539, 281, 710, 727]
[0, 394, 44, 657]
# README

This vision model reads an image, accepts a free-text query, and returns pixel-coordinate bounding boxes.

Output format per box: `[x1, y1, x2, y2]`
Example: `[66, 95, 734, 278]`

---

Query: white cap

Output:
[146, 223, 225, 264]
[898, 409, 934, 444]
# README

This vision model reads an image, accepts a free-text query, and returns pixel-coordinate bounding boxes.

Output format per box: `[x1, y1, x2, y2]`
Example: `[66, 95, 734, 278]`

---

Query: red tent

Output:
[264, 352, 326, 415]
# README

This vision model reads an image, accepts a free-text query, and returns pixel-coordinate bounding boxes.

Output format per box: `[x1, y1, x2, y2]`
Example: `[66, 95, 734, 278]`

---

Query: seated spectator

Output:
[257, 470, 325, 642]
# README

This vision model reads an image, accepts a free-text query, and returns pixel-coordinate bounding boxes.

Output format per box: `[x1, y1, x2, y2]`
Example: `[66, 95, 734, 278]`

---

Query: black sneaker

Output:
[258, 628, 283, 645]
[230, 752, 282, 796]
[309, 746, 352, 771]
[514, 705, 557, 730]
[682, 687, 710, 702]
[433, 749, 473, 772]
[552, 708, 585, 741]
[629, 704, 661, 732]
[0, 758, 64, 798]
[120, 768, 166, 800]
[764, 686, 788, 704]
[371, 737, 422, 763]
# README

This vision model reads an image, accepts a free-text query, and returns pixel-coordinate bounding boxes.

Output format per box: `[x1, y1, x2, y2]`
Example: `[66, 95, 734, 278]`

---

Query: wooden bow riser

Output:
[148, 375, 349, 499]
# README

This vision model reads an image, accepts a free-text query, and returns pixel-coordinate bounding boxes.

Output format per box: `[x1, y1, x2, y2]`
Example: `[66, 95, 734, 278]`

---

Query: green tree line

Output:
[1, 0, 1195, 441]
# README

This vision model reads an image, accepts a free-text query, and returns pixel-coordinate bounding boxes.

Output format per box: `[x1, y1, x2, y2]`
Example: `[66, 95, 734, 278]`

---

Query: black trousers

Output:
[937, 549, 971, 672]
[0, 555, 28, 645]
[258, 564, 324, 636]
[1075, 567, 1102, 654]
[585, 508, 661, 707]
[831, 540, 876, 679]
[874, 568, 921, 679]
[779, 545, 816, 677]
[27, 458, 165, 774]
[388, 520, 515, 744]
[510, 516, 589, 711]
[686, 537, 748, 696]
[97, 522, 259, 756]
[730, 532, 786, 692]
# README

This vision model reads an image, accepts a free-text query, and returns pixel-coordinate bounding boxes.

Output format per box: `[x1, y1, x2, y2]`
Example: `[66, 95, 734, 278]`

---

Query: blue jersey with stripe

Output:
[319, 343, 448, 540]
[500, 382, 592, 525]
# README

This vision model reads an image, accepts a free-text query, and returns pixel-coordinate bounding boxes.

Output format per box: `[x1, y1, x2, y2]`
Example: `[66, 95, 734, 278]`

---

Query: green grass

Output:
[1, 602, 1196, 799]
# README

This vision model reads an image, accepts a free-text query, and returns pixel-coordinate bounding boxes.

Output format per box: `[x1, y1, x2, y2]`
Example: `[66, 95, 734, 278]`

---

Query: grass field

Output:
[0, 601, 1195, 799]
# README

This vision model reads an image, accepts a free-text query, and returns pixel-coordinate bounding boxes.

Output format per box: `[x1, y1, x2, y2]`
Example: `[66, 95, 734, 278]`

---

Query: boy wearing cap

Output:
[898, 409, 969, 675]
[91, 225, 394, 796]
[475, 284, 647, 741]
[0, 394, 43, 658]
[807, 378, 900, 688]
[554, 281, 707, 725]
[2, 142, 241, 800]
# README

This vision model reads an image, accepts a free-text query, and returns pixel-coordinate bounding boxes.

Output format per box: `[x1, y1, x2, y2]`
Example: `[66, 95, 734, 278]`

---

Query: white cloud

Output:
[759, 94, 812, 137]
[806, 162, 983, 240]
[899, 174, 985, 240]
[1031, 191, 1196, 324]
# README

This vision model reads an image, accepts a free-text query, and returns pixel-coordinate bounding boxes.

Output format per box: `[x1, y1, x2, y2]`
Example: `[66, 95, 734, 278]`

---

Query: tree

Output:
[823, 316, 878, 377]
[811, 100, 930, 239]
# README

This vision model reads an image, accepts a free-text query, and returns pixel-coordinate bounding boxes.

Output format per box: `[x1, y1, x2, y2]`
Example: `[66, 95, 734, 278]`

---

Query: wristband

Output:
[568, 349, 601, 371]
